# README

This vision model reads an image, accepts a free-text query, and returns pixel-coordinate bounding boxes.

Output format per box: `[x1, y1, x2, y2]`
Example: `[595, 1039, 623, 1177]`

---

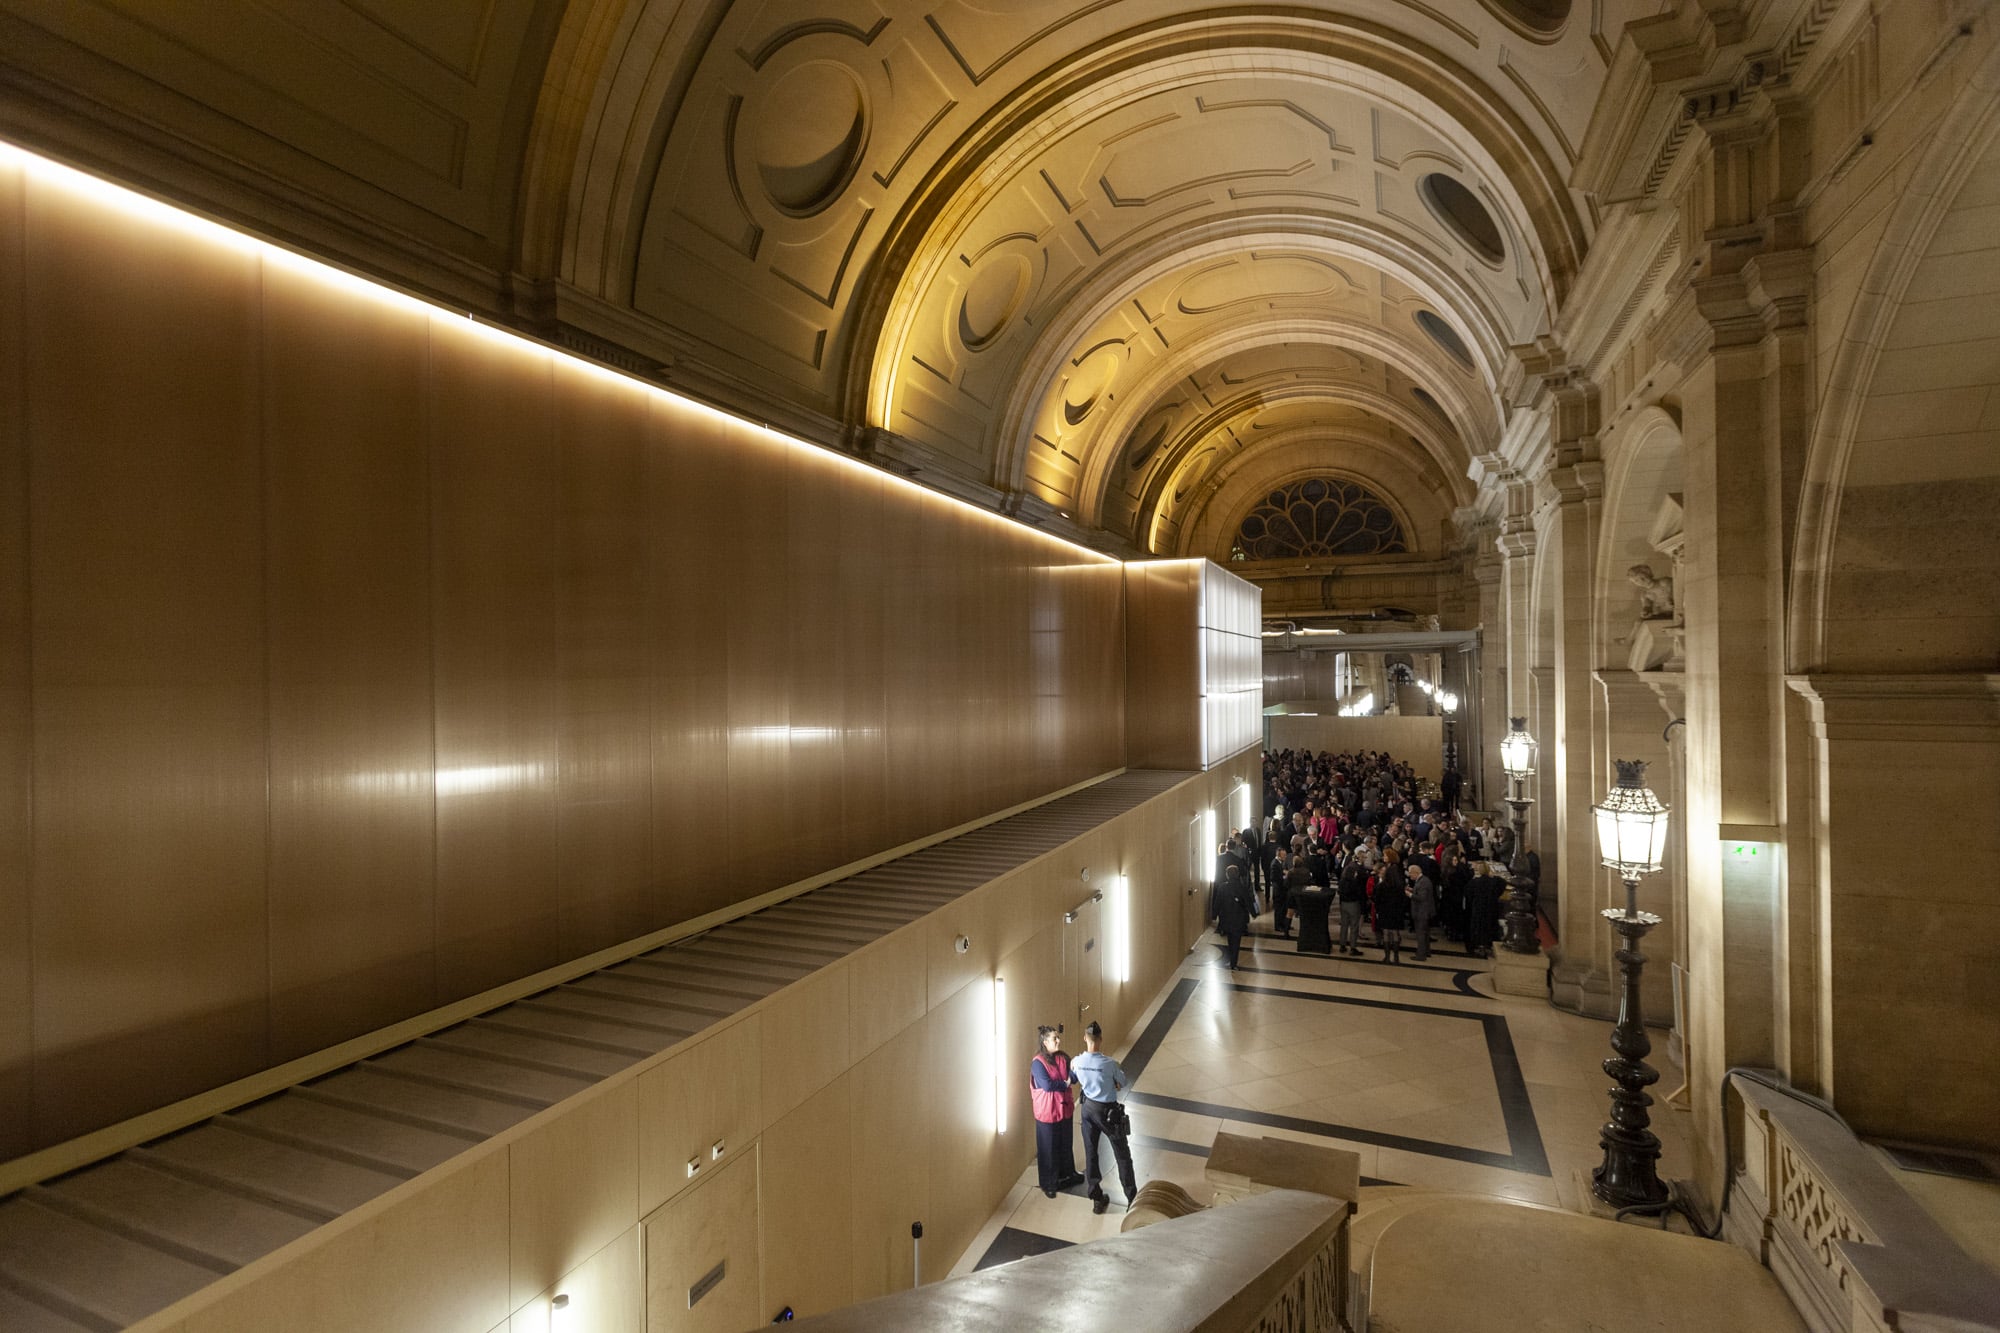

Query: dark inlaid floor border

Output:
[1246, 927, 1488, 962]
[1128, 1132, 1399, 1187]
[1234, 936, 1475, 980]
[1218, 959, 1482, 999]
[974, 1225, 1073, 1270]
[1123, 977, 1551, 1177]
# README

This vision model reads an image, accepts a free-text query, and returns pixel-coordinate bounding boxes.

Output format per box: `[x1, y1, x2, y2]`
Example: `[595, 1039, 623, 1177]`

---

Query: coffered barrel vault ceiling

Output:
[0, 0, 1643, 555]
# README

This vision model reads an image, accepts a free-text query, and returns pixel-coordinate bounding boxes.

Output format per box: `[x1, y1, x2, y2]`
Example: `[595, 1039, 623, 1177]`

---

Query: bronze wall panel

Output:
[723, 423, 792, 894]
[833, 463, 888, 866]
[0, 160, 29, 1158]
[24, 182, 270, 1139]
[429, 331, 562, 1001]
[260, 266, 437, 1059]
[1124, 562, 1201, 770]
[785, 446, 848, 879]
[3, 177, 1140, 1150]
[876, 482, 924, 850]
[554, 371, 656, 956]
[644, 397, 733, 923]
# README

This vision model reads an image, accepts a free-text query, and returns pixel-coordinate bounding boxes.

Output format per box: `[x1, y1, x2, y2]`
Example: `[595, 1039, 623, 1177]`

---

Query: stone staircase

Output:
[0, 771, 1192, 1331]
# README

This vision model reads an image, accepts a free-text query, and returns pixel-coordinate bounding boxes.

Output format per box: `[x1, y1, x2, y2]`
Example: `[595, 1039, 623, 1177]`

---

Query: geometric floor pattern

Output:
[958, 917, 1700, 1272]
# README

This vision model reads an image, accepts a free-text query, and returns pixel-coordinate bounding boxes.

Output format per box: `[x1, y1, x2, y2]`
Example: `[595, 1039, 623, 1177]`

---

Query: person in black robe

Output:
[1465, 861, 1505, 959]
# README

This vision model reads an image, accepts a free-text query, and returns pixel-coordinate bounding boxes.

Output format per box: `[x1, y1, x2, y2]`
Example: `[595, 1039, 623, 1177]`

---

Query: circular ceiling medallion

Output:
[1127, 407, 1176, 471]
[754, 62, 868, 216]
[1414, 310, 1475, 371]
[1418, 174, 1506, 265]
[1480, 0, 1571, 40]
[957, 253, 1032, 351]
[1063, 345, 1122, 426]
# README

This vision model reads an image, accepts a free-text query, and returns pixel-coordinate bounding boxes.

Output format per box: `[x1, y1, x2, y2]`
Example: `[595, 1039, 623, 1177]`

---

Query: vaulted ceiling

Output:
[0, 0, 1651, 556]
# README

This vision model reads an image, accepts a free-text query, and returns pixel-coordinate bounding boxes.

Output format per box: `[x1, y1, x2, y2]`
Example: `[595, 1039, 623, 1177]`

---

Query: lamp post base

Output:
[1501, 797, 1541, 956]
[1491, 947, 1549, 998]
[1593, 904, 1669, 1210]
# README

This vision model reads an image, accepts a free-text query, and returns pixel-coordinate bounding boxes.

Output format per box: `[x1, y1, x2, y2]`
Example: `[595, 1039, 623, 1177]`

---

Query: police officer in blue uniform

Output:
[1069, 1021, 1138, 1214]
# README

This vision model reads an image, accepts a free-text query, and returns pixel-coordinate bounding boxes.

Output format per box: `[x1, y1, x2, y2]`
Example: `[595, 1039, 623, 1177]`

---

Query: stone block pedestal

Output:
[1492, 949, 1550, 997]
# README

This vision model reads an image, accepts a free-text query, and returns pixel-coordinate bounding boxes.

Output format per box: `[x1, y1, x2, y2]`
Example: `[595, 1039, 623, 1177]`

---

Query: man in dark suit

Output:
[1214, 864, 1256, 970]
[1239, 822, 1264, 894]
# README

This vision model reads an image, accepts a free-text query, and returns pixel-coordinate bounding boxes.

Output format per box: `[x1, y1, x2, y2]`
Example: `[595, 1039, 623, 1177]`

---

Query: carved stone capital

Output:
[1742, 248, 1813, 332]
[1495, 527, 1537, 561]
[1548, 459, 1606, 506]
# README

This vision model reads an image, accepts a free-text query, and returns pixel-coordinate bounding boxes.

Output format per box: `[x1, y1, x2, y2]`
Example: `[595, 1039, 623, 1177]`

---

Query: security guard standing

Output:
[1070, 1021, 1138, 1214]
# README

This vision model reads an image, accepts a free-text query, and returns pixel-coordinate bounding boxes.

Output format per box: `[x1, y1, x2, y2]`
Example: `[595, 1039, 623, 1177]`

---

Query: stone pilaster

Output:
[1666, 85, 1817, 1196]
[1785, 673, 2000, 1149]
[1472, 551, 1505, 814]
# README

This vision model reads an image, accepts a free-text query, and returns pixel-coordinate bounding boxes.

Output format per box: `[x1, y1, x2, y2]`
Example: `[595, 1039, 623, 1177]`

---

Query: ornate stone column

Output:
[1515, 354, 1608, 1005]
[1657, 82, 1814, 1195]
[1473, 552, 1505, 812]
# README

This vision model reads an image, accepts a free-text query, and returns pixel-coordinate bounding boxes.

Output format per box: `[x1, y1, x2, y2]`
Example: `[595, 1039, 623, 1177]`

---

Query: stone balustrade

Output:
[1727, 1074, 2000, 1333]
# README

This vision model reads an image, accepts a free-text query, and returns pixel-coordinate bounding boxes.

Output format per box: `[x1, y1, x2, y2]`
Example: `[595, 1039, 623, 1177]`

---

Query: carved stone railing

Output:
[1727, 1074, 2000, 1333]
[777, 1188, 1350, 1333]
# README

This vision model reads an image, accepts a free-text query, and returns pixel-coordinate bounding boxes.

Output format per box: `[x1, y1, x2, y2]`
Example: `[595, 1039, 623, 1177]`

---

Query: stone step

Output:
[302, 1066, 539, 1139]
[222, 1093, 467, 1176]
[32, 1158, 321, 1272]
[422, 1022, 640, 1081]
[135, 1123, 403, 1218]
[0, 1280, 110, 1332]
[365, 1042, 594, 1107]
[0, 1196, 219, 1329]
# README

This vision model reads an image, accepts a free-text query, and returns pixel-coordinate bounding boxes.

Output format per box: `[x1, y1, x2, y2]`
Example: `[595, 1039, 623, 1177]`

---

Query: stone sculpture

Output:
[1627, 564, 1677, 622]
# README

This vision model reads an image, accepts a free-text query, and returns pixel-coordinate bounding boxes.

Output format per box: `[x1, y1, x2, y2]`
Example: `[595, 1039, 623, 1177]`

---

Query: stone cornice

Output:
[1570, 0, 1851, 206]
[1787, 673, 2000, 742]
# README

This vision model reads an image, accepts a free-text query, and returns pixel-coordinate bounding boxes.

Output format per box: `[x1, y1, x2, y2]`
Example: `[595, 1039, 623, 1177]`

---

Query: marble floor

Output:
[954, 915, 1700, 1273]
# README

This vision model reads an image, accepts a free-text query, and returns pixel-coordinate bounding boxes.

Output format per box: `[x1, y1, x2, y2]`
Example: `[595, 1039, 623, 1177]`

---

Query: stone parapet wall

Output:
[1727, 1074, 2000, 1333]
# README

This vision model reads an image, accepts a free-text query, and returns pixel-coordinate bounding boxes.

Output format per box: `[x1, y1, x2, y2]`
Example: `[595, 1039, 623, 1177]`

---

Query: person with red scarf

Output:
[1029, 1025, 1084, 1197]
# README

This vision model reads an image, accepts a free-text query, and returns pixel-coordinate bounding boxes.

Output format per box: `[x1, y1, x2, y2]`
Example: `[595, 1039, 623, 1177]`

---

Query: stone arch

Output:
[1176, 436, 1449, 563]
[1594, 404, 1685, 666]
[1070, 314, 1487, 530]
[1124, 378, 1468, 548]
[1790, 36, 2000, 672]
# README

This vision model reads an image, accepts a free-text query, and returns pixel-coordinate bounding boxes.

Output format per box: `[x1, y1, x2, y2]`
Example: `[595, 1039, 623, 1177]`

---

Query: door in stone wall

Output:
[1070, 896, 1102, 1032]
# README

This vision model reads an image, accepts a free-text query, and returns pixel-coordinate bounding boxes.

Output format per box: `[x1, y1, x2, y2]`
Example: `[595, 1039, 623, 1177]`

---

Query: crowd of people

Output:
[1209, 747, 1538, 967]
[1033, 745, 1541, 1213]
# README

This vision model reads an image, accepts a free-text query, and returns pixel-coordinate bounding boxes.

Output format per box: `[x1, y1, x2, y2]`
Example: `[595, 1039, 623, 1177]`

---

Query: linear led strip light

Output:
[1110, 874, 1130, 985]
[992, 975, 1007, 1137]
[0, 138, 1122, 569]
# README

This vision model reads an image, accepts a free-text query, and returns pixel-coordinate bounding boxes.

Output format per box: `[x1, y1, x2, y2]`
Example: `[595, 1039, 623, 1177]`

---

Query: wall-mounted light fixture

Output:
[1201, 808, 1217, 875]
[1111, 874, 1131, 984]
[551, 1292, 574, 1332]
[1235, 780, 1253, 834]
[953, 934, 969, 954]
[992, 976, 1008, 1136]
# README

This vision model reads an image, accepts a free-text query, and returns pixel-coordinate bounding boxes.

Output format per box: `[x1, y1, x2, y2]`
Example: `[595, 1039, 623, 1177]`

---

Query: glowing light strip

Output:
[1111, 874, 1130, 984]
[0, 138, 1120, 568]
[992, 976, 1008, 1136]
[1201, 808, 1217, 880]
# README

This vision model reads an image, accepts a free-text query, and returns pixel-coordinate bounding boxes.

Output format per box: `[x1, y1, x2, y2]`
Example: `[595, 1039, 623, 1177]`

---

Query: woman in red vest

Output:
[1030, 1025, 1084, 1197]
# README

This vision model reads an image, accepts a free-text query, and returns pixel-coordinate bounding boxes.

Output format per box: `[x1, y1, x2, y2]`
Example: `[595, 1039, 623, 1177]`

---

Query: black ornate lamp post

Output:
[1497, 717, 1540, 955]
[1590, 759, 1673, 1210]
[1439, 688, 1460, 778]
